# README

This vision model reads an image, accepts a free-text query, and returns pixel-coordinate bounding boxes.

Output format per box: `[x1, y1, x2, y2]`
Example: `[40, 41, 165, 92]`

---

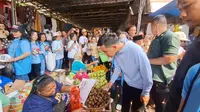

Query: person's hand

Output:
[32, 51, 38, 55]
[76, 28, 80, 33]
[72, 42, 76, 46]
[140, 95, 150, 106]
[45, 46, 49, 51]
[72, 108, 83, 112]
[103, 82, 113, 91]
[55, 49, 61, 52]
[85, 40, 88, 44]
[7, 58, 15, 62]
[98, 30, 102, 35]
[91, 61, 98, 65]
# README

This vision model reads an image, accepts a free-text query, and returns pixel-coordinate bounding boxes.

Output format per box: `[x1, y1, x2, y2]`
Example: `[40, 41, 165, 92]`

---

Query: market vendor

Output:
[71, 52, 98, 74]
[23, 75, 78, 112]
[98, 33, 153, 112]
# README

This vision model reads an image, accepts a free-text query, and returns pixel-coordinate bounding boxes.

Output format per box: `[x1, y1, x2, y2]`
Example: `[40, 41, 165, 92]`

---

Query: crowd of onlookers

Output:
[0, 19, 194, 112]
[0, 24, 102, 112]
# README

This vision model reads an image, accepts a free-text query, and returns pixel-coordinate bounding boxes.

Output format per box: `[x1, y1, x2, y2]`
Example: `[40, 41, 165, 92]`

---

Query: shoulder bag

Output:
[181, 67, 200, 112]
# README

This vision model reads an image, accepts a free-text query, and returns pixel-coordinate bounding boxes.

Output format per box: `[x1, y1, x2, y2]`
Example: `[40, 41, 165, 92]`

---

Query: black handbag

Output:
[155, 81, 170, 94]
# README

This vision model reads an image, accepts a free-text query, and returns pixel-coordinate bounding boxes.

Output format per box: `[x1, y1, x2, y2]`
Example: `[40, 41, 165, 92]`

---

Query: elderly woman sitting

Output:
[71, 52, 98, 74]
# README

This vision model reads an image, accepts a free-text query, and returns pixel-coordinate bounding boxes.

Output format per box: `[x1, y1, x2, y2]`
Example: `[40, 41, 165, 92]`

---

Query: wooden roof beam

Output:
[64, 9, 127, 16]
[48, 0, 130, 6]
[67, 12, 127, 18]
[71, 18, 123, 22]
[51, 2, 129, 11]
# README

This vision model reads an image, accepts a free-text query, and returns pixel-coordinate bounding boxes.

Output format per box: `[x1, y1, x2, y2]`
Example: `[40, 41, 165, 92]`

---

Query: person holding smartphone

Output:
[68, 33, 79, 70]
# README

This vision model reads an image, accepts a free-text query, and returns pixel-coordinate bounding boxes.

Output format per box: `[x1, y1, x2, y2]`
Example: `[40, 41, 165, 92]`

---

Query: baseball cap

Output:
[175, 32, 190, 41]
[82, 29, 87, 33]
[11, 24, 25, 33]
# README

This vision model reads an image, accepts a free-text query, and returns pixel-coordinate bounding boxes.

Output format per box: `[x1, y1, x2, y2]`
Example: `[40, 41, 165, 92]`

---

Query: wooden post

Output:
[11, 0, 17, 25]
[137, 0, 146, 34]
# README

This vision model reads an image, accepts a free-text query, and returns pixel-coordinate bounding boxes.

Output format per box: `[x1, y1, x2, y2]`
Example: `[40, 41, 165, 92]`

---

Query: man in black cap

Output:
[133, 35, 144, 47]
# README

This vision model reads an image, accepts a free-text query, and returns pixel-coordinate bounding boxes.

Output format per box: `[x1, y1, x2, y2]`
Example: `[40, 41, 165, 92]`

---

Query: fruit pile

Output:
[67, 72, 75, 80]
[89, 70, 107, 88]
[73, 72, 89, 81]
[73, 79, 80, 85]
[87, 65, 94, 71]
[92, 65, 108, 72]
[85, 88, 110, 108]
[72, 72, 89, 85]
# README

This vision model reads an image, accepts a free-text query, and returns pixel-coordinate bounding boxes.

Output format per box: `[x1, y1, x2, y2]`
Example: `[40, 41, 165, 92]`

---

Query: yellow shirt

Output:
[88, 43, 99, 58]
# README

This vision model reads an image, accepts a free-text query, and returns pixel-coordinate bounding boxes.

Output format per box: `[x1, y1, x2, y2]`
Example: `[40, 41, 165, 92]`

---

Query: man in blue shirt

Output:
[98, 33, 153, 112]
[177, 63, 200, 112]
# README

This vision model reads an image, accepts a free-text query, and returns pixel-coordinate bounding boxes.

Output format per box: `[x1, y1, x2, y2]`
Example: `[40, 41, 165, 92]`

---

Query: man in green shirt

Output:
[147, 15, 180, 112]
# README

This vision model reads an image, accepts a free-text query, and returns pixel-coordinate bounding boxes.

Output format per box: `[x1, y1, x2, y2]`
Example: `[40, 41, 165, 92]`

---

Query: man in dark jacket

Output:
[165, 0, 200, 111]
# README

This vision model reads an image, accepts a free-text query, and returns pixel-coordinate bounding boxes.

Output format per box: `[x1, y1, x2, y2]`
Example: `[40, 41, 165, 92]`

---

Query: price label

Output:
[79, 78, 96, 104]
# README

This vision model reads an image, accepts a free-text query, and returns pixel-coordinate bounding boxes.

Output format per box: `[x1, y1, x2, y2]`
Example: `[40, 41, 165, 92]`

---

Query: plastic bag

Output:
[70, 86, 82, 111]
[99, 52, 109, 63]
[45, 52, 56, 71]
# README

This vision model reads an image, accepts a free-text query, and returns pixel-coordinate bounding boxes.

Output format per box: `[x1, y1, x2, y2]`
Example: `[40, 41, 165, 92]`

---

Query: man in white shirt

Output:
[43, 24, 53, 41]
[79, 29, 88, 55]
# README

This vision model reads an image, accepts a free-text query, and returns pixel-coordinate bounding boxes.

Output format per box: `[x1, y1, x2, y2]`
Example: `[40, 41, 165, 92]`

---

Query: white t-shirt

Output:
[79, 36, 88, 53]
[68, 40, 79, 59]
[52, 40, 64, 60]
[178, 47, 186, 55]
[44, 29, 53, 41]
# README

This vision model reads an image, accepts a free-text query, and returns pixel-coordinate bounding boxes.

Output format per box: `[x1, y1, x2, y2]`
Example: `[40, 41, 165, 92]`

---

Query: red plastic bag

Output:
[70, 86, 82, 111]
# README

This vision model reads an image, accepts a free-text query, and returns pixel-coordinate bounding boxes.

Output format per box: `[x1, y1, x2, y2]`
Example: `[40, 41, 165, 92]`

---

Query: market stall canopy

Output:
[17, 0, 151, 29]
[149, 0, 180, 17]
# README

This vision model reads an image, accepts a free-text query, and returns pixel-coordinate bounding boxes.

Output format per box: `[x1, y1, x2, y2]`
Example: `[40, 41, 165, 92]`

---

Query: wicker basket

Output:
[83, 98, 111, 112]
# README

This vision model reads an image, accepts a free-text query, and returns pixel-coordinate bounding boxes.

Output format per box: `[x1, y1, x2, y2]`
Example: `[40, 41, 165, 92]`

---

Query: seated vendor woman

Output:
[71, 52, 98, 74]
[23, 75, 74, 112]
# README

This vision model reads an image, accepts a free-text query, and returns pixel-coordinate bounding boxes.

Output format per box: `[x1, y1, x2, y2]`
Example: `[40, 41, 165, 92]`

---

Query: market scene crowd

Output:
[0, 0, 200, 112]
